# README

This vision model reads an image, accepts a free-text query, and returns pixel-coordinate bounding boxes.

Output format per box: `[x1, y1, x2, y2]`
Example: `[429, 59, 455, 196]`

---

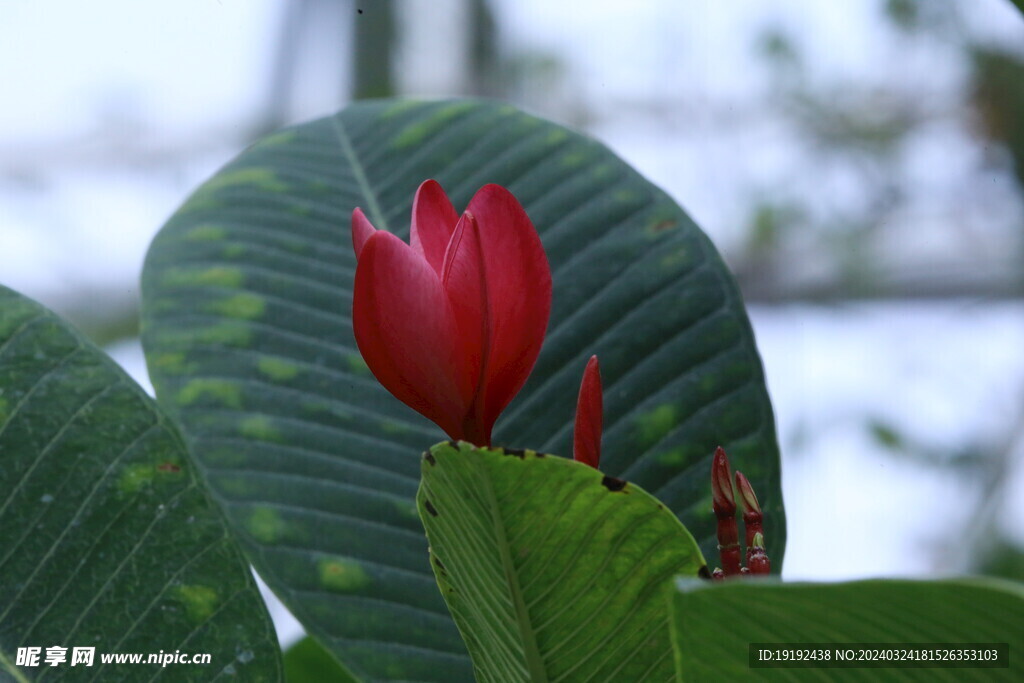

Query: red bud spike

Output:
[573, 355, 603, 469]
[711, 447, 741, 576]
[712, 447, 735, 513]
[736, 471, 771, 574]
[734, 470, 764, 548]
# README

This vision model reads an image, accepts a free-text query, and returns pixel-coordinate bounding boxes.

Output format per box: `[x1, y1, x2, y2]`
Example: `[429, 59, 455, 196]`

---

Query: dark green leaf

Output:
[0, 286, 281, 681]
[140, 98, 781, 680]
[419, 441, 705, 682]
[670, 577, 1024, 681]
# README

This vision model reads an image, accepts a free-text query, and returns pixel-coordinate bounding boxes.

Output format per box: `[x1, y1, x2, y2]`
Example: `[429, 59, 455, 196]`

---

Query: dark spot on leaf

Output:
[424, 500, 438, 517]
[447, 440, 459, 450]
[433, 557, 446, 572]
[157, 463, 181, 473]
[698, 565, 712, 580]
[504, 448, 527, 459]
[601, 476, 627, 492]
[357, 8, 363, 14]
[424, 452, 436, 466]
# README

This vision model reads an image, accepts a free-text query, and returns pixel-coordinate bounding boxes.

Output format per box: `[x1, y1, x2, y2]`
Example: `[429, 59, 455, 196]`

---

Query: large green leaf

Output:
[140, 98, 781, 680]
[670, 577, 1024, 681]
[0, 286, 281, 681]
[418, 441, 705, 682]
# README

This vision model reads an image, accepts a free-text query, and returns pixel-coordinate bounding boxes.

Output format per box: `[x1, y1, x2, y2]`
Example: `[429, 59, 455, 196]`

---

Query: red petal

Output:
[573, 355, 603, 469]
[352, 231, 472, 440]
[351, 208, 377, 259]
[410, 179, 459, 275]
[460, 184, 552, 436]
[439, 212, 489, 444]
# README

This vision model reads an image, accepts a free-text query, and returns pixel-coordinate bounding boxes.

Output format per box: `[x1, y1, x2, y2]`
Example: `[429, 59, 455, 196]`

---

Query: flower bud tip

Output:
[735, 470, 762, 515]
[711, 446, 735, 516]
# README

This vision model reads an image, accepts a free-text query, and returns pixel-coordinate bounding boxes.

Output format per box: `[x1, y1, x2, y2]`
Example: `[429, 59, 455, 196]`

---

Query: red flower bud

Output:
[351, 180, 552, 446]
[711, 446, 741, 576]
[573, 356, 603, 469]
[711, 446, 735, 517]
[735, 470, 764, 549]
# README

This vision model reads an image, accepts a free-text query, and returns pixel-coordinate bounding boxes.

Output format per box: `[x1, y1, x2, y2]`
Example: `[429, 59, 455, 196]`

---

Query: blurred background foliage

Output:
[1, 0, 1022, 670]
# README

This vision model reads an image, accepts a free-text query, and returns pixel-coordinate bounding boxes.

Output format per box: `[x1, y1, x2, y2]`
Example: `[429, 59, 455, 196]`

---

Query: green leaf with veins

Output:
[418, 441, 706, 682]
[0, 285, 281, 682]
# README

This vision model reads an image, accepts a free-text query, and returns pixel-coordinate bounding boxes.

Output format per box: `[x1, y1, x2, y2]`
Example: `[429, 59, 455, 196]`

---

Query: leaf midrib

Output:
[476, 456, 548, 682]
[0, 648, 31, 683]
[331, 114, 389, 232]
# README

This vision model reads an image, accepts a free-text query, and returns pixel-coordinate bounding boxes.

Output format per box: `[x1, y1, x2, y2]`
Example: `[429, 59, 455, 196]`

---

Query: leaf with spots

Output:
[419, 442, 706, 682]
[140, 98, 783, 681]
[670, 577, 1024, 681]
[0, 285, 281, 681]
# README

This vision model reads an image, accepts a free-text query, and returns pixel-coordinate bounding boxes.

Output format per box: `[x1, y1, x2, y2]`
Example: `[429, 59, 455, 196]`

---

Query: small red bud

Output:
[711, 447, 741, 576]
[712, 447, 735, 517]
[573, 355, 603, 469]
[735, 470, 764, 549]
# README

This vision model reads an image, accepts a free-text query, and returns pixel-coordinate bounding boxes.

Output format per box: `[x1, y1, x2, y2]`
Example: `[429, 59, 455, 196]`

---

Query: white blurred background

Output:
[2, 0, 1022, 646]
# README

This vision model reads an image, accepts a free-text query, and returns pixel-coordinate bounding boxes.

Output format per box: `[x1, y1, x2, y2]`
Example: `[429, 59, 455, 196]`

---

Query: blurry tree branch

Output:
[352, 1, 395, 100]
[256, 0, 395, 136]
[259, 0, 309, 134]
[972, 48, 1024, 188]
[733, 260, 1024, 303]
[467, 0, 500, 96]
